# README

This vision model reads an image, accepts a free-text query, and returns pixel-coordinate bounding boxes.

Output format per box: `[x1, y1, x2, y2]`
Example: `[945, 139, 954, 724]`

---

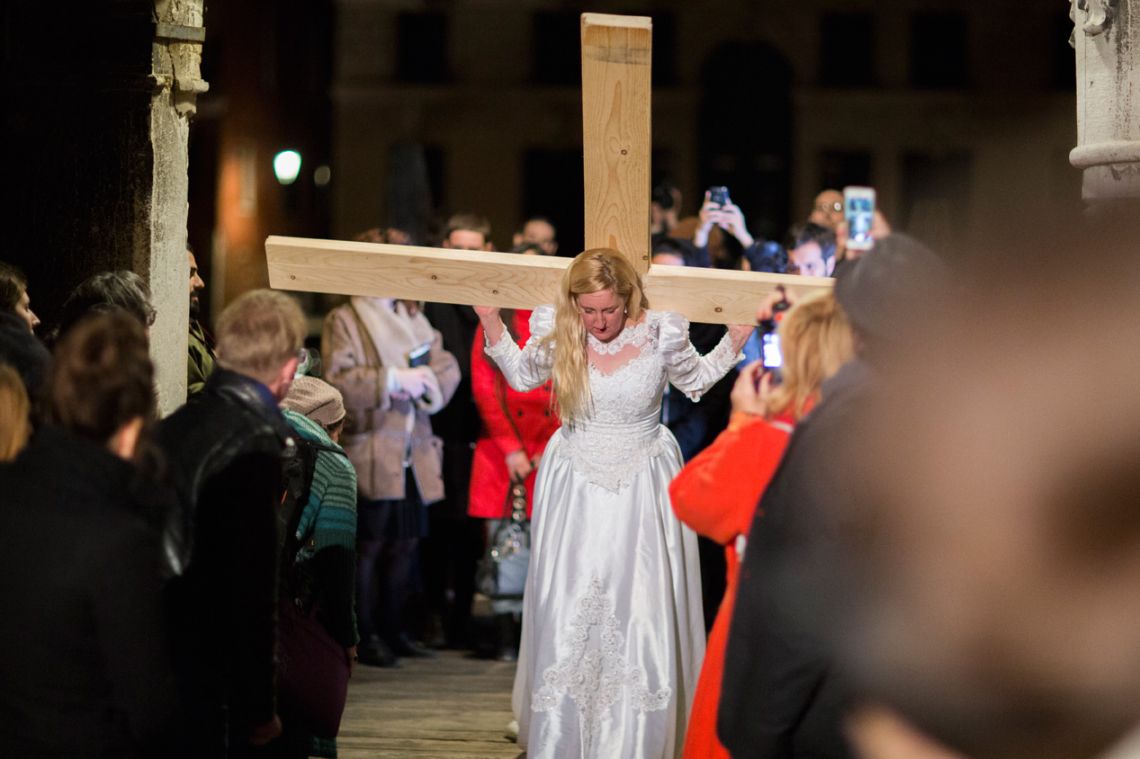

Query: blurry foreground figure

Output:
[835, 215, 1140, 759]
[0, 311, 177, 756]
[719, 233, 946, 759]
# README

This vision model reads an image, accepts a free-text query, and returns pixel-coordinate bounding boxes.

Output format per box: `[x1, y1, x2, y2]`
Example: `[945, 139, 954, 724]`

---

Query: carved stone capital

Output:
[1072, 0, 1119, 38]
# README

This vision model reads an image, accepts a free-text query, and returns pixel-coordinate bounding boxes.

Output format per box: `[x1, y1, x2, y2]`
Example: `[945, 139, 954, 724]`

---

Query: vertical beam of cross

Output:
[581, 14, 653, 274]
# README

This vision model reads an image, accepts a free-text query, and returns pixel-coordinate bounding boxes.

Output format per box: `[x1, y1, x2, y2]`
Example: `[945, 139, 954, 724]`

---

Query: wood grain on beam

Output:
[581, 13, 652, 274]
[266, 236, 569, 309]
[644, 264, 833, 325]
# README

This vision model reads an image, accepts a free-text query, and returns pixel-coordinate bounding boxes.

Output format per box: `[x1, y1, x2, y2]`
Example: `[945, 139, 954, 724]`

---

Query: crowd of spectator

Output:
[2, 189, 1139, 759]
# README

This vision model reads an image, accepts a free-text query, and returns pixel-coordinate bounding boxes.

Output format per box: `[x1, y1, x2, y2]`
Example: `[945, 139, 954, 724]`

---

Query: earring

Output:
[623, 308, 628, 314]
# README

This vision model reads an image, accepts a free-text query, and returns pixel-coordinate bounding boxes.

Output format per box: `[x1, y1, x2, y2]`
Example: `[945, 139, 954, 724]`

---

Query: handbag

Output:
[275, 437, 351, 739]
[277, 597, 350, 738]
[476, 353, 533, 601]
[476, 479, 531, 600]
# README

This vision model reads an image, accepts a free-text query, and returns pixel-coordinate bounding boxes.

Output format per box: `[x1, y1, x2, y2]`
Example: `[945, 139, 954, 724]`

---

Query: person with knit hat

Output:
[277, 375, 359, 758]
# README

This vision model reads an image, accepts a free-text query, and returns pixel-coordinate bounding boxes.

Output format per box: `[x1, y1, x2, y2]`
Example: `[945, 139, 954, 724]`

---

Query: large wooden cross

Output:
[265, 13, 830, 325]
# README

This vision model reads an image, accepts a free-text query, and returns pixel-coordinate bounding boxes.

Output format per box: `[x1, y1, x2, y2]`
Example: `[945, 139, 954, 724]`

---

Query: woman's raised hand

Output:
[476, 306, 506, 346]
[756, 286, 795, 324]
[727, 322, 755, 349]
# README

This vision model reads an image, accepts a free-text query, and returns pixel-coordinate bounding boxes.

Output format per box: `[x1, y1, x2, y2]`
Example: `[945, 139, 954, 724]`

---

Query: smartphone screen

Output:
[407, 343, 431, 368]
[761, 332, 782, 369]
[844, 186, 876, 251]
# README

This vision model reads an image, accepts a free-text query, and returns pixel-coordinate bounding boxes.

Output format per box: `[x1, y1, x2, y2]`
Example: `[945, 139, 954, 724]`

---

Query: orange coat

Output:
[669, 411, 793, 759]
[468, 311, 560, 518]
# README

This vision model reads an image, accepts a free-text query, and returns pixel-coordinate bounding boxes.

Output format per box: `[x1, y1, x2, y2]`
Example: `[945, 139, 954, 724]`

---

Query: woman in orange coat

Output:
[670, 290, 855, 759]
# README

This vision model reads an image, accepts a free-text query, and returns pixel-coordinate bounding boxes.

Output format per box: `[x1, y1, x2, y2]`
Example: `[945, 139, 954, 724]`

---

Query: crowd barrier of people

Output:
[2, 191, 1139, 759]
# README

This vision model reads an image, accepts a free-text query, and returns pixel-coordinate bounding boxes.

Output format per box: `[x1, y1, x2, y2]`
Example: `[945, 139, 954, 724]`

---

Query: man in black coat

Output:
[160, 290, 307, 758]
[718, 235, 945, 758]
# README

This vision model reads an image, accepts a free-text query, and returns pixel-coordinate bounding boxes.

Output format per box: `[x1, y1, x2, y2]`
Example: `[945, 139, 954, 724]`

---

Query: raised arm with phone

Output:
[695, 186, 755, 249]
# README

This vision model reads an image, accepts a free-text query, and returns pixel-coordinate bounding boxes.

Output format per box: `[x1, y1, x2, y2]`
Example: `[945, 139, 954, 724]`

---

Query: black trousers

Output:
[356, 471, 424, 644]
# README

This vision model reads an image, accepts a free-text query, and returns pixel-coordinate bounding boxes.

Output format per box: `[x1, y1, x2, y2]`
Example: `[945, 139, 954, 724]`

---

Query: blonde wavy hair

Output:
[542, 249, 649, 422]
[766, 290, 855, 420]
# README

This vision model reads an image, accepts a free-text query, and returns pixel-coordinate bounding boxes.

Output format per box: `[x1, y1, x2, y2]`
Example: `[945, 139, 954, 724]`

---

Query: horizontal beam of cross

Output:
[266, 236, 832, 325]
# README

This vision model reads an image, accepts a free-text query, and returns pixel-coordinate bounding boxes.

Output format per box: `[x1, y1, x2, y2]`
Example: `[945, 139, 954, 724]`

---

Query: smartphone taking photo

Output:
[761, 332, 782, 373]
[707, 186, 731, 207]
[757, 295, 790, 386]
[407, 343, 431, 368]
[844, 186, 876, 252]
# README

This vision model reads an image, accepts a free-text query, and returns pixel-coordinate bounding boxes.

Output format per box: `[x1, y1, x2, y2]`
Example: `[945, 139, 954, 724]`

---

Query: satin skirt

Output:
[512, 426, 705, 758]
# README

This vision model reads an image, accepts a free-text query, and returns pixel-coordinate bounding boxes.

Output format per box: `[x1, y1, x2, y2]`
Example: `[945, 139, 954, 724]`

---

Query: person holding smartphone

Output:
[669, 290, 856, 759]
[322, 269, 461, 668]
[834, 186, 893, 265]
[694, 188, 787, 273]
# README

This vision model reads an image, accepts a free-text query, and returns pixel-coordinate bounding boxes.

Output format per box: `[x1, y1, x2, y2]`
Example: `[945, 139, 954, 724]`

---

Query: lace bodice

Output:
[485, 305, 740, 491]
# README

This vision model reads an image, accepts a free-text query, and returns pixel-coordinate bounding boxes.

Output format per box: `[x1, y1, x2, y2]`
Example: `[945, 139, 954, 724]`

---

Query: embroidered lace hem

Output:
[533, 577, 671, 743]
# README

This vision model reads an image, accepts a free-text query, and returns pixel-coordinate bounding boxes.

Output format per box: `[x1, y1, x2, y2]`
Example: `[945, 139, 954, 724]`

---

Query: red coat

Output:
[468, 310, 560, 519]
[669, 411, 794, 759]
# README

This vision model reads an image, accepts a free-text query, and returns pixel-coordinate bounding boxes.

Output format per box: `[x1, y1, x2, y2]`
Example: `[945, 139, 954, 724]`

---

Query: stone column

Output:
[149, 0, 209, 414]
[1070, 0, 1140, 201]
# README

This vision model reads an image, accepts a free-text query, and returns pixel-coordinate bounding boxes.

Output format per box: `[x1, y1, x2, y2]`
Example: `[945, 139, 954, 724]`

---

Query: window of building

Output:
[819, 13, 877, 88]
[532, 11, 675, 87]
[396, 12, 449, 84]
[900, 151, 972, 249]
[819, 150, 873, 192]
[910, 12, 970, 89]
[652, 13, 677, 87]
[524, 149, 584, 255]
[533, 11, 581, 86]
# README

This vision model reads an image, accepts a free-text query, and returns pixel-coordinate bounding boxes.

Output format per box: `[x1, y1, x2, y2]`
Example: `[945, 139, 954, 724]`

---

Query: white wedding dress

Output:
[484, 304, 740, 758]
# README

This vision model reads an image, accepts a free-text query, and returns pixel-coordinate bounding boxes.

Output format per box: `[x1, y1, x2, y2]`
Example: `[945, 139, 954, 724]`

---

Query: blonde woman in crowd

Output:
[669, 290, 855, 759]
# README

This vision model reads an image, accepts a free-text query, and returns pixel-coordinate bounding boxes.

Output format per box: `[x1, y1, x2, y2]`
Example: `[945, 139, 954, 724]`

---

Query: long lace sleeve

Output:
[484, 304, 555, 392]
[658, 311, 741, 401]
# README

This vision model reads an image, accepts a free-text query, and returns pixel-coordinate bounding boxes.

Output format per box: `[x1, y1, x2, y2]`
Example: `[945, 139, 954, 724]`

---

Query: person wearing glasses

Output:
[808, 189, 845, 230]
[50, 269, 157, 347]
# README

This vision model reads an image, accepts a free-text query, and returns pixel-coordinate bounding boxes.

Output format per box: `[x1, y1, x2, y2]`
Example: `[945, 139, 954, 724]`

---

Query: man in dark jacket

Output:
[161, 289, 307, 757]
[187, 247, 216, 395]
[718, 235, 945, 758]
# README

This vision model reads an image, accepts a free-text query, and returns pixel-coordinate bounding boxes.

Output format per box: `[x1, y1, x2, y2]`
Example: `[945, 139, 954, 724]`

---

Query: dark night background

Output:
[4, 0, 1078, 327]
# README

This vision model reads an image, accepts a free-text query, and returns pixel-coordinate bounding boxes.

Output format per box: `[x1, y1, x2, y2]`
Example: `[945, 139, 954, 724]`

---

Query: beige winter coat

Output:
[322, 301, 460, 504]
